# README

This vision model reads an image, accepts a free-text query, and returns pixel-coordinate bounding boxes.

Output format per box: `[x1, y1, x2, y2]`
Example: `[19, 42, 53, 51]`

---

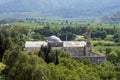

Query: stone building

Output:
[0, 23, 13, 28]
[24, 29, 106, 63]
[24, 41, 47, 51]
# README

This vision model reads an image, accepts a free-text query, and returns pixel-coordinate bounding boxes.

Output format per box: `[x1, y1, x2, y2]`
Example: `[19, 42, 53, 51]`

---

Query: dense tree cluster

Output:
[38, 45, 70, 64]
[2, 48, 120, 80]
[113, 32, 120, 43]
[0, 27, 27, 61]
[106, 48, 120, 64]
[0, 19, 120, 80]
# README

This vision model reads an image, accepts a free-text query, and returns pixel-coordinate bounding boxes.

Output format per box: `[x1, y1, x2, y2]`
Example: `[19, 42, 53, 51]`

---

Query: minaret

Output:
[86, 28, 92, 52]
[85, 28, 92, 56]
[86, 28, 91, 45]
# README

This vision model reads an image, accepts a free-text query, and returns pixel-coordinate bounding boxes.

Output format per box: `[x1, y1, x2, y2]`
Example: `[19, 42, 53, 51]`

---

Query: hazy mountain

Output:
[0, 0, 120, 18]
[101, 12, 120, 24]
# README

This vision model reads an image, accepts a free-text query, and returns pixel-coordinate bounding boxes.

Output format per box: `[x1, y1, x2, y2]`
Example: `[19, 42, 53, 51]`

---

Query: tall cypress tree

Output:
[38, 45, 52, 63]
[55, 50, 59, 65]
[46, 44, 51, 63]
[0, 33, 5, 61]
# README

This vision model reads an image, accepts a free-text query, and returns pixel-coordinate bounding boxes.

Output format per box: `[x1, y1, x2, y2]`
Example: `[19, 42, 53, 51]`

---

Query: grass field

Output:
[13, 22, 44, 29]
[13, 20, 120, 30]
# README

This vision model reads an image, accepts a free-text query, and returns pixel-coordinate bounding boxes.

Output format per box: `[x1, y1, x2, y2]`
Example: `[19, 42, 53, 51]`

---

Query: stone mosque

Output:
[24, 29, 106, 63]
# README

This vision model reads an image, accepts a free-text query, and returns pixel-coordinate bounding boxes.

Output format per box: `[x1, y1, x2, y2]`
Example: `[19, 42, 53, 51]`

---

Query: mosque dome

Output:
[47, 35, 62, 42]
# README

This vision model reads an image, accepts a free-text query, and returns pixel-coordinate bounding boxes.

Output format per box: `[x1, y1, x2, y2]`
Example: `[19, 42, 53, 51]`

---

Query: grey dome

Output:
[48, 35, 62, 42]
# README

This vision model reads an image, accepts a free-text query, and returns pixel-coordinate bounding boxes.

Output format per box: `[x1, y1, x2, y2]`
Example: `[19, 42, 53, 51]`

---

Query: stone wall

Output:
[63, 47, 85, 56]
[73, 56, 106, 64]
[24, 47, 40, 52]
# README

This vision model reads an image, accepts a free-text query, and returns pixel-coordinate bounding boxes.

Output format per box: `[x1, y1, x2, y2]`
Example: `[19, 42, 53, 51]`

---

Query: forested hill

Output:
[0, 0, 120, 18]
[101, 12, 120, 24]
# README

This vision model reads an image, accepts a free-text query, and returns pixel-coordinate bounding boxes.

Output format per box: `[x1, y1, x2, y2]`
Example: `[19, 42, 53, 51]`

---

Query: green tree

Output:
[38, 45, 51, 63]
[107, 51, 118, 63]
[55, 51, 59, 65]
[106, 48, 112, 54]
[0, 34, 12, 61]
[0, 33, 5, 61]
[2, 49, 49, 80]
[2, 47, 20, 79]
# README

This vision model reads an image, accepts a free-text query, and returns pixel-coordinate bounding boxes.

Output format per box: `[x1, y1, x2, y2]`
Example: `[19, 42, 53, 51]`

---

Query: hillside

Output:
[101, 12, 120, 24]
[0, 0, 120, 18]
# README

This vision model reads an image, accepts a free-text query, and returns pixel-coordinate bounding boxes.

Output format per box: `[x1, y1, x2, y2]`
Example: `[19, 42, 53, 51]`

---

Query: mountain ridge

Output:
[101, 12, 120, 24]
[0, 0, 120, 18]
